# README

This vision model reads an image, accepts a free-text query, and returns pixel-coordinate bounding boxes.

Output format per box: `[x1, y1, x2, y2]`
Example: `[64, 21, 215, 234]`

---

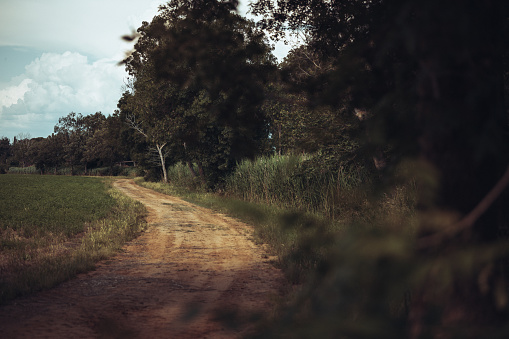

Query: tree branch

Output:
[418, 165, 509, 248]
[126, 113, 148, 139]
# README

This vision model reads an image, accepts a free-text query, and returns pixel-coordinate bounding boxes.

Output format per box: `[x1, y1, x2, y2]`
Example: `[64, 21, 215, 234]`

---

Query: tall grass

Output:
[0, 175, 147, 304]
[165, 162, 206, 191]
[225, 154, 367, 219]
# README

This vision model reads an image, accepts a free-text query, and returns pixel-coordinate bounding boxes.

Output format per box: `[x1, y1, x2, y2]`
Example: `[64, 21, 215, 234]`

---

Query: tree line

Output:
[0, 112, 128, 175]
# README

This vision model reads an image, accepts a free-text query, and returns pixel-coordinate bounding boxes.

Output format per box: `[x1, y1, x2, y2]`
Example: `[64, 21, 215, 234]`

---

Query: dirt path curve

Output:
[0, 179, 284, 338]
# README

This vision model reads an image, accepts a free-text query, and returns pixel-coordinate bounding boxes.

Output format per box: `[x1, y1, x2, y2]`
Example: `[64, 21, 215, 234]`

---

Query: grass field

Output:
[0, 175, 147, 304]
[0, 175, 115, 236]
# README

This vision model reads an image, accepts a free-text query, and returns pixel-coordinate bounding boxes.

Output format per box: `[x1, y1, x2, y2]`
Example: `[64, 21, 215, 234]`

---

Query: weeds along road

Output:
[0, 179, 284, 338]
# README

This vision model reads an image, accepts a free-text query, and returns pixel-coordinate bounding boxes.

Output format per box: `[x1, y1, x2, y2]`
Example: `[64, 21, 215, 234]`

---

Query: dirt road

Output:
[0, 179, 284, 338]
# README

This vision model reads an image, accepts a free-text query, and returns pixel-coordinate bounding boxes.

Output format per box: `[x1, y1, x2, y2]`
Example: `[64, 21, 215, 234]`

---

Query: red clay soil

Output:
[0, 179, 284, 338]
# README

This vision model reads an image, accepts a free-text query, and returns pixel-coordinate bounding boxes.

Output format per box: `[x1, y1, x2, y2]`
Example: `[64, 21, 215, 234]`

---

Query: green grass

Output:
[166, 162, 206, 191]
[224, 154, 368, 220]
[0, 175, 115, 236]
[0, 175, 147, 304]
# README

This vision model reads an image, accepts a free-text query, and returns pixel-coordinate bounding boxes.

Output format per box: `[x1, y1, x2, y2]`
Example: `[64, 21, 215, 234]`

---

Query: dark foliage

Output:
[250, 0, 509, 337]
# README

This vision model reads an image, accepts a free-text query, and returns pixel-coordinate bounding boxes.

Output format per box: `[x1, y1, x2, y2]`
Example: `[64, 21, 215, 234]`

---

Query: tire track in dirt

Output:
[0, 179, 284, 338]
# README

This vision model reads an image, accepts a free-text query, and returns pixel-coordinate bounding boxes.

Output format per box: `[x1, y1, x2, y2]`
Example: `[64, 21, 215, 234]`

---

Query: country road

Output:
[0, 179, 284, 338]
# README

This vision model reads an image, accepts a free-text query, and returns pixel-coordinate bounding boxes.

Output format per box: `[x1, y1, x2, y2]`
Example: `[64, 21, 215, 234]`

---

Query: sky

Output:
[0, 0, 292, 142]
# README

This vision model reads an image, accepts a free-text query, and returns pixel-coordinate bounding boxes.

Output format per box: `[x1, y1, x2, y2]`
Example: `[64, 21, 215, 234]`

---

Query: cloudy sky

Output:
[0, 0, 291, 141]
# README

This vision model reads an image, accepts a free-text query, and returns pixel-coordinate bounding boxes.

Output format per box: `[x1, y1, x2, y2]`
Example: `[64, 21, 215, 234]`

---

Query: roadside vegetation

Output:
[136, 154, 418, 286]
[0, 175, 147, 304]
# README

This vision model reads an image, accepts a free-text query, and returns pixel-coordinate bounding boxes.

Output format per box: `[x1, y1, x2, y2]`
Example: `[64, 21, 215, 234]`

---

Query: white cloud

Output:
[0, 0, 161, 140]
[0, 78, 32, 107]
[0, 51, 126, 139]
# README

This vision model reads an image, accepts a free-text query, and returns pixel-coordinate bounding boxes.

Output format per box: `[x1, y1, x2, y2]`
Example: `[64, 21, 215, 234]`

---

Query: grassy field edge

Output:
[0, 179, 147, 305]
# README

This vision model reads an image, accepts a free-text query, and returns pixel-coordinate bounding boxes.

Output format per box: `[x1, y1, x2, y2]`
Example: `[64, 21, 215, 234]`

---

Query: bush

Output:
[88, 166, 139, 177]
[8, 166, 39, 175]
[167, 162, 208, 191]
[120, 166, 142, 177]
[143, 167, 163, 182]
[224, 154, 370, 220]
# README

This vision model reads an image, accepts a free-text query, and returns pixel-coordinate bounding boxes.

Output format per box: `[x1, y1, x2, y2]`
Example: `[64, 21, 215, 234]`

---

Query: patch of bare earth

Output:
[0, 179, 284, 338]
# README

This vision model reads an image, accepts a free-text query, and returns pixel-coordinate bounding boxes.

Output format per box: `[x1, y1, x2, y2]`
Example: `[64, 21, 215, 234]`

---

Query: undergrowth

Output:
[135, 171, 417, 284]
[225, 154, 369, 220]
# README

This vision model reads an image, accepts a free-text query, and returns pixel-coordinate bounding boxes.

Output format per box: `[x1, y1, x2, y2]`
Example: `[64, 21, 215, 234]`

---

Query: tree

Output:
[266, 43, 365, 166]
[264, 82, 357, 159]
[83, 115, 125, 174]
[393, 4, 509, 334]
[122, 0, 275, 186]
[54, 112, 107, 175]
[31, 134, 65, 174]
[0, 137, 11, 174]
[11, 133, 33, 168]
[117, 89, 175, 183]
[54, 112, 86, 175]
[112, 108, 152, 174]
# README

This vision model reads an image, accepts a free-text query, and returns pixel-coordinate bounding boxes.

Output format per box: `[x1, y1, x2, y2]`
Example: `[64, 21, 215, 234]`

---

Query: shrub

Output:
[8, 166, 39, 175]
[224, 154, 370, 220]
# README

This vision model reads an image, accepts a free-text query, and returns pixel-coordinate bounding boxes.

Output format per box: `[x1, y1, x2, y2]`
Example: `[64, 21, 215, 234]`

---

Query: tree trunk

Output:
[278, 122, 282, 156]
[187, 161, 198, 177]
[156, 143, 168, 183]
[196, 161, 207, 185]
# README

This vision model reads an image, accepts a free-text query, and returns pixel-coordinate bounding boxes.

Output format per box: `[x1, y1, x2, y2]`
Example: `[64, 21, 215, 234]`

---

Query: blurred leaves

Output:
[248, 1, 509, 336]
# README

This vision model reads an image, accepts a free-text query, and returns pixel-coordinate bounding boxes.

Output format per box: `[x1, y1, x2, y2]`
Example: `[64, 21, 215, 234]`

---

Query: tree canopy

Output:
[120, 0, 276, 186]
